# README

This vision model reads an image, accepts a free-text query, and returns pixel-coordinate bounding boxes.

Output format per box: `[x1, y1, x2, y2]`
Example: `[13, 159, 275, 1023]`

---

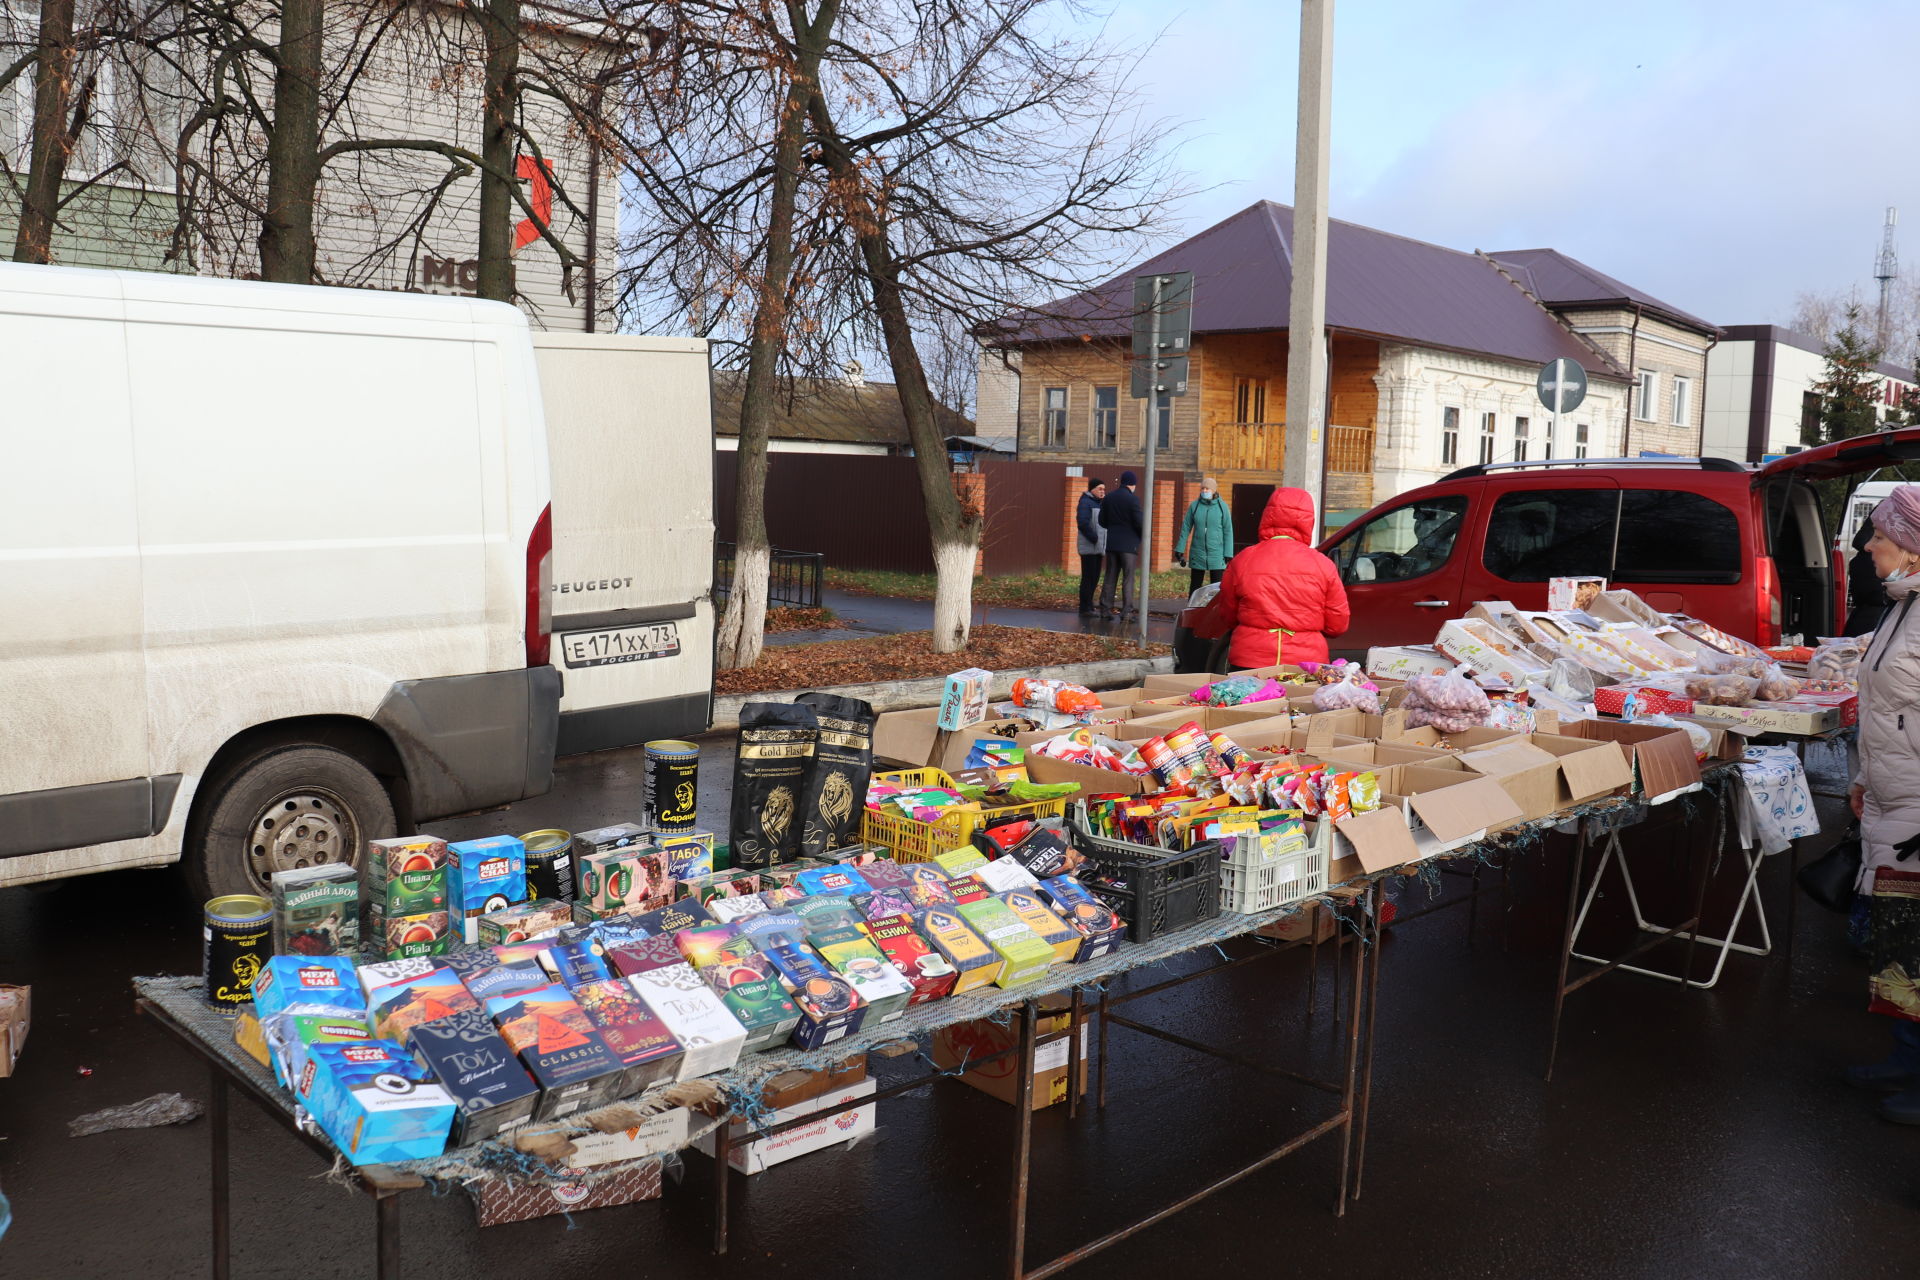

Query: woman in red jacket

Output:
[1204, 486, 1351, 668]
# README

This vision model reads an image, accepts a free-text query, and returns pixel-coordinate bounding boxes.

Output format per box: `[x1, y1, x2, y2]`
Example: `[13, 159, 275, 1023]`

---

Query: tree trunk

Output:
[713, 0, 840, 670]
[476, 0, 519, 302]
[12, 0, 77, 264]
[806, 92, 981, 652]
[258, 0, 324, 282]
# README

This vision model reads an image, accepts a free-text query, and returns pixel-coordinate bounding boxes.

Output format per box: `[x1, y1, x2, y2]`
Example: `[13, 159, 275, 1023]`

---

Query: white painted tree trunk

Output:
[930, 539, 976, 653]
[716, 543, 770, 670]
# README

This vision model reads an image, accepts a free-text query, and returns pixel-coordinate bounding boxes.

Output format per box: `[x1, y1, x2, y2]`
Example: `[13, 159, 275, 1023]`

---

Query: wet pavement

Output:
[824, 588, 1181, 645]
[4, 738, 1920, 1278]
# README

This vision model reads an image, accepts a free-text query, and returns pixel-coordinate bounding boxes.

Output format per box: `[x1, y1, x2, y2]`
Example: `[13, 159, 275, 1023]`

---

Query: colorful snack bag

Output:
[1348, 771, 1381, 814]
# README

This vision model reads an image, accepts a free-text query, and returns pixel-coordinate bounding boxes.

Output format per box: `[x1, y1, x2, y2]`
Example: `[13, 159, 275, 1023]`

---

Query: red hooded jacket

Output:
[1204, 487, 1351, 668]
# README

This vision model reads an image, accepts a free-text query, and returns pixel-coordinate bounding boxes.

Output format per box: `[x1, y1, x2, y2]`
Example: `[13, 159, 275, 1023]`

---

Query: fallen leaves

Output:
[717, 624, 1169, 694]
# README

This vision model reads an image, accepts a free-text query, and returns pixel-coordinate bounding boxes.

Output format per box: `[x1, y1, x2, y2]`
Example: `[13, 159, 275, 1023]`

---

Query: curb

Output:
[709, 655, 1174, 732]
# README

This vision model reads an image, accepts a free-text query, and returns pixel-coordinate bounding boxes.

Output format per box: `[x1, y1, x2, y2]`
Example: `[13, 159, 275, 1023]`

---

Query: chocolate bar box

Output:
[484, 985, 627, 1120]
[407, 1008, 540, 1145]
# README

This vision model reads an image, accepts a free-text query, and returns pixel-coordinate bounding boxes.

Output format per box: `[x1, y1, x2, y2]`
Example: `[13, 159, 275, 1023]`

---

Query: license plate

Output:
[560, 621, 681, 668]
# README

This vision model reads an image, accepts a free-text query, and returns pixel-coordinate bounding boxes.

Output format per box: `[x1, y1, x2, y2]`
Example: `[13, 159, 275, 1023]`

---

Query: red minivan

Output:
[1316, 430, 1920, 659]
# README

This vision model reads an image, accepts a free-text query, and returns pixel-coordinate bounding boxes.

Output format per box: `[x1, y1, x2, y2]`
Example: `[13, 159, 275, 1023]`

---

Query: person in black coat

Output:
[1075, 478, 1108, 615]
[1847, 519, 1894, 636]
[1099, 471, 1145, 619]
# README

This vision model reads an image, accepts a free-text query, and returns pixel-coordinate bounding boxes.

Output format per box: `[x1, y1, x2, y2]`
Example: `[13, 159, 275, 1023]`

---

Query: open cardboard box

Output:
[1122, 705, 1298, 736]
[1023, 752, 1153, 796]
[1434, 618, 1552, 688]
[1672, 716, 1743, 765]
[1299, 706, 1442, 748]
[1456, 733, 1633, 823]
[1311, 740, 1462, 772]
[1303, 804, 1422, 875]
[1365, 645, 1457, 681]
[1551, 718, 1702, 804]
[1140, 671, 1227, 697]
[874, 708, 1029, 771]
[1377, 764, 1526, 848]
[1228, 663, 1315, 681]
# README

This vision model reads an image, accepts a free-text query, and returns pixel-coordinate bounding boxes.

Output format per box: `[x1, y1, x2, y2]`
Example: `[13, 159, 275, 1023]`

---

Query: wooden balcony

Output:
[1199, 422, 1375, 478]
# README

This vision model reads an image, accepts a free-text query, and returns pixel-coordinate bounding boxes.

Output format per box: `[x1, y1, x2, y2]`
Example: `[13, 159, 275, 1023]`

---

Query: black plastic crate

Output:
[1068, 813, 1221, 943]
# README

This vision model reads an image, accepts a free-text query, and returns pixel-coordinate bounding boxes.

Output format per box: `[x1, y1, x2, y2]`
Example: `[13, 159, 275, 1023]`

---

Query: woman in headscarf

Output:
[1174, 476, 1233, 596]
[1847, 484, 1920, 1120]
[1197, 486, 1349, 669]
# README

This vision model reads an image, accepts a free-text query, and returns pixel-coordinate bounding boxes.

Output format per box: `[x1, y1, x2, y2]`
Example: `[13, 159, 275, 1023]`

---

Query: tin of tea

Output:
[645, 740, 700, 833]
[520, 829, 575, 902]
[203, 895, 273, 1017]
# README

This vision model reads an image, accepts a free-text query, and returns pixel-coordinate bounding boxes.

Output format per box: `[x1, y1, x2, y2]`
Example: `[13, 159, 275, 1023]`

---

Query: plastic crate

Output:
[860, 767, 1072, 864]
[1066, 809, 1221, 943]
[1217, 826, 1328, 915]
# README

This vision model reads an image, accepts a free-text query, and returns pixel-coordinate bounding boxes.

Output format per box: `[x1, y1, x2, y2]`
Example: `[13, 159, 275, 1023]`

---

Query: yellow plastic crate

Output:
[860, 767, 1071, 863]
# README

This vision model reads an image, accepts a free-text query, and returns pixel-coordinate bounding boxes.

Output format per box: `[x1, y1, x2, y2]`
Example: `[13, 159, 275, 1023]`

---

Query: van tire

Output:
[187, 745, 397, 901]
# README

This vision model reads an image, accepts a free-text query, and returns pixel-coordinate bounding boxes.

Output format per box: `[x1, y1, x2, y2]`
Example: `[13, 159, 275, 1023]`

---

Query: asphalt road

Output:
[4, 737, 1920, 1279]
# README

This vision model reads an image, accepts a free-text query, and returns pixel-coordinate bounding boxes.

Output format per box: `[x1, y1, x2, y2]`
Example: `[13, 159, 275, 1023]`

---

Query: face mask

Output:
[1891, 567, 1912, 584]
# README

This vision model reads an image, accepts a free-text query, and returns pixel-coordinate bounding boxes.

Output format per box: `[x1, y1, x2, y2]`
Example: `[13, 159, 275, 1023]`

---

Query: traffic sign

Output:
[1130, 355, 1189, 400]
[1537, 358, 1587, 414]
[1131, 272, 1193, 358]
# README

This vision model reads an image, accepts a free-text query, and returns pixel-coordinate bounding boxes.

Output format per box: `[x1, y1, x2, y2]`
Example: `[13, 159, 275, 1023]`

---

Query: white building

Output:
[1704, 324, 1919, 462]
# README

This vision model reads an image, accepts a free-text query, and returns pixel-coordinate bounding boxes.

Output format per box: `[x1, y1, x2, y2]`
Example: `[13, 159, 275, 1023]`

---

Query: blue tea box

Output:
[761, 944, 868, 1050]
[795, 866, 872, 898]
[543, 928, 614, 989]
[407, 1009, 540, 1146]
[252, 956, 363, 1024]
[449, 836, 529, 945]
[296, 1039, 457, 1165]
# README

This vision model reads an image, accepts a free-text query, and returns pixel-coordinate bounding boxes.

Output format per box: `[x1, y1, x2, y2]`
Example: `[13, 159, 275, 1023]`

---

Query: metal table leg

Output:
[1334, 884, 1369, 1217]
[1096, 988, 1111, 1112]
[1067, 989, 1084, 1121]
[210, 1066, 229, 1280]
[375, 1192, 401, 1280]
[1008, 1000, 1039, 1280]
[713, 1111, 733, 1255]
[1545, 822, 1590, 1083]
[1352, 880, 1385, 1202]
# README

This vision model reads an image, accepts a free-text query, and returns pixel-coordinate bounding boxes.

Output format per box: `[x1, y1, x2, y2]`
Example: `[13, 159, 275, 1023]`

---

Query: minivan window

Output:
[1328, 495, 1469, 584]
[1614, 490, 1741, 583]
[1482, 489, 1618, 582]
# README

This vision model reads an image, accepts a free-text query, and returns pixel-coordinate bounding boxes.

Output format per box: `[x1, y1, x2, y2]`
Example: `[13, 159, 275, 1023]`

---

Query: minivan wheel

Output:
[187, 745, 397, 901]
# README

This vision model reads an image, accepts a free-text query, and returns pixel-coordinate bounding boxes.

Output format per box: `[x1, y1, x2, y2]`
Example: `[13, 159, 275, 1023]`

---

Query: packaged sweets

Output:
[730, 702, 820, 869]
[1348, 772, 1381, 814]
[938, 668, 992, 730]
[270, 864, 359, 957]
[795, 691, 878, 859]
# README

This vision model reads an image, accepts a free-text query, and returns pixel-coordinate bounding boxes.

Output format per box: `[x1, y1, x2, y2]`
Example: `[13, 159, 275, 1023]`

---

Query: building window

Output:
[1478, 412, 1496, 465]
[1441, 406, 1460, 466]
[1156, 399, 1171, 449]
[1235, 377, 1267, 423]
[1671, 376, 1692, 426]
[1543, 417, 1556, 459]
[1575, 422, 1590, 459]
[1514, 416, 1530, 462]
[1636, 371, 1657, 422]
[1043, 387, 1067, 446]
[1092, 385, 1117, 449]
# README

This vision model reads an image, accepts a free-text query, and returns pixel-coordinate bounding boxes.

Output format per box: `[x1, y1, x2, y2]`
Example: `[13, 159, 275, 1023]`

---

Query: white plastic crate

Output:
[1218, 825, 1329, 914]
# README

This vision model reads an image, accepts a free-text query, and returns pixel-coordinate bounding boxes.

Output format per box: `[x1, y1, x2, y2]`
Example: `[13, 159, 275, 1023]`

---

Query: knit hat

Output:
[1873, 485, 1920, 554]
[1085, 476, 1105, 491]
[1120, 470, 1138, 486]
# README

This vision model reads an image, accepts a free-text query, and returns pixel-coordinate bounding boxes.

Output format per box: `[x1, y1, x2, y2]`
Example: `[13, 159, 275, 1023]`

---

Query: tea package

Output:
[795, 692, 877, 860]
[729, 702, 820, 869]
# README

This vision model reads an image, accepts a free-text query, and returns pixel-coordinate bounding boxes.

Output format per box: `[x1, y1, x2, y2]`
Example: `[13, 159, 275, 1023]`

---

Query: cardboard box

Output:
[1095, 687, 1152, 709]
[1685, 698, 1844, 736]
[694, 1078, 877, 1174]
[1553, 719, 1702, 803]
[1434, 618, 1550, 688]
[1378, 765, 1525, 851]
[484, 985, 629, 1120]
[471, 1157, 662, 1226]
[929, 1000, 1087, 1111]
[1548, 576, 1608, 612]
[407, 1007, 541, 1146]
[559, 1108, 692, 1167]
[1023, 753, 1153, 796]
[1309, 806, 1422, 875]
[1309, 741, 1457, 772]
[1140, 671, 1228, 697]
[1365, 645, 1457, 681]
[1256, 902, 1337, 943]
[758, 1053, 869, 1111]
[1458, 734, 1633, 822]
[448, 836, 529, 945]
[872, 707, 1028, 771]
[296, 1040, 457, 1165]
[1122, 705, 1300, 735]
[572, 978, 686, 1094]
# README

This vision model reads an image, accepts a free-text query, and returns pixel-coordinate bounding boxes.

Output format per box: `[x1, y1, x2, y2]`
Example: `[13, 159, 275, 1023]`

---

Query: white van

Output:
[531, 334, 715, 753]
[0, 264, 559, 897]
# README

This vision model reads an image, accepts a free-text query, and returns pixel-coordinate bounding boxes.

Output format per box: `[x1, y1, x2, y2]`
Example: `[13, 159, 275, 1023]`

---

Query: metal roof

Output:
[998, 201, 1631, 378]
[711, 371, 971, 445]
[1487, 247, 1718, 335]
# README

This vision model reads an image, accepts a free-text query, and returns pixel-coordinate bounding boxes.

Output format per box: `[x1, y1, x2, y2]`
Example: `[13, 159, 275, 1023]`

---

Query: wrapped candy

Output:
[1311, 668, 1381, 714]
[1010, 678, 1101, 716]
[1401, 672, 1491, 735]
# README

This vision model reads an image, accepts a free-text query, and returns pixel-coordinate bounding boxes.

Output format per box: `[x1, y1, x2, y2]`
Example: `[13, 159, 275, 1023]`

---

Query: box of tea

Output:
[448, 836, 528, 945]
[794, 866, 871, 898]
[362, 836, 450, 924]
[355, 956, 437, 999]
[373, 908, 452, 961]
[262, 1007, 372, 1089]
[628, 898, 714, 938]
[806, 926, 913, 1023]
[997, 891, 1080, 965]
[913, 907, 1002, 993]
[699, 957, 801, 1053]
[370, 968, 479, 1045]
[863, 913, 958, 1004]
[476, 899, 573, 947]
[296, 1040, 456, 1165]
[1037, 877, 1127, 962]
[625, 964, 749, 1078]
[406, 1008, 540, 1146]
[483, 985, 627, 1121]
[269, 864, 359, 957]
[955, 898, 1054, 988]
[572, 978, 684, 1096]
[542, 929, 614, 989]
[252, 956, 363, 1024]
[658, 831, 717, 881]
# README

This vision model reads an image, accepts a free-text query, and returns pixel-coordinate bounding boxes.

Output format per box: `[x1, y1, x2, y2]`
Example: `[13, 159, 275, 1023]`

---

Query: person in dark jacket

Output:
[1099, 470, 1145, 619]
[1847, 519, 1894, 636]
[1075, 478, 1108, 615]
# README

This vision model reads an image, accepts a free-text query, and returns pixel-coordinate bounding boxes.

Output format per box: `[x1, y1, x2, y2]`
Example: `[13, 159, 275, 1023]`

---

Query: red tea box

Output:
[484, 985, 627, 1120]
[863, 914, 957, 1004]
[572, 978, 684, 1096]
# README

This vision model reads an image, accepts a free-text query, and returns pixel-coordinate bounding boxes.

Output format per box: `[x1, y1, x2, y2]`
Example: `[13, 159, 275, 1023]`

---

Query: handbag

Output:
[1798, 824, 1863, 914]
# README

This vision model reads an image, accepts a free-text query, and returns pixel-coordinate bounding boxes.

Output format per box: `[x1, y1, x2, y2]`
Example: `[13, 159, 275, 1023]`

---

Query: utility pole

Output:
[1876, 207, 1899, 355]
[1283, 0, 1333, 533]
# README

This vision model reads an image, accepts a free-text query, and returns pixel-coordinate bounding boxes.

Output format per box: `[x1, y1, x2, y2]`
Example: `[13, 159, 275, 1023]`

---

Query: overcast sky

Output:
[1093, 0, 1920, 327]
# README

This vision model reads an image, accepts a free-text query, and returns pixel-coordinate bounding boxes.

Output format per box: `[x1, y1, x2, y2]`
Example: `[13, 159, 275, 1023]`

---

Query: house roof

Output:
[994, 201, 1642, 379]
[1719, 324, 1919, 384]
[711, 370, 971, 445]
[1487, 248, 1718, 335]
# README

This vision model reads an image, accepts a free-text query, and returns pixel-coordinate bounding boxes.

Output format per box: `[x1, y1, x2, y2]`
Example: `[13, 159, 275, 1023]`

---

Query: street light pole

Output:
[1283, 0, 1333, 531]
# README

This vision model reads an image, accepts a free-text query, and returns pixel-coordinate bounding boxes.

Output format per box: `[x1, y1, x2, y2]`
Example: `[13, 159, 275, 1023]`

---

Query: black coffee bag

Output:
[796, 692, 877, 859]
[730, 702, 819, 869]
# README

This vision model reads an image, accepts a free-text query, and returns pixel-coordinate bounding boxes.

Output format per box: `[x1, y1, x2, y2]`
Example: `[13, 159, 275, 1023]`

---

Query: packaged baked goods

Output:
[1680, 673, 1760, 706]
[1808, 635, 1867, 692]
[1754, 662, 1804, 702]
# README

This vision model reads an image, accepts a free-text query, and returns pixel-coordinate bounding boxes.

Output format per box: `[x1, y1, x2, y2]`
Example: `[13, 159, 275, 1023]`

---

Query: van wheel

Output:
[187, 745, 397, 901]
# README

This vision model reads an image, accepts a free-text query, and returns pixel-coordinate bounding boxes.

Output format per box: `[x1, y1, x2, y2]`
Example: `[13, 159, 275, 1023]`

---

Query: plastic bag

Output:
[1310, 666, 1381, 714]
[1695, 649, 1769, 679]
[1630, 713, 1714, 761]
[1547, 658, 1599, 702]
[1401, 671, 1491, 734]
[1484, 694, 1536, 733]
[1754, 661, 1804, 702]
[1808, 635, 1868, 692]
[1011, 678, 1101, 716]
[1680, 673, 1760, 706]
[68, 1092, 204, 1137]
